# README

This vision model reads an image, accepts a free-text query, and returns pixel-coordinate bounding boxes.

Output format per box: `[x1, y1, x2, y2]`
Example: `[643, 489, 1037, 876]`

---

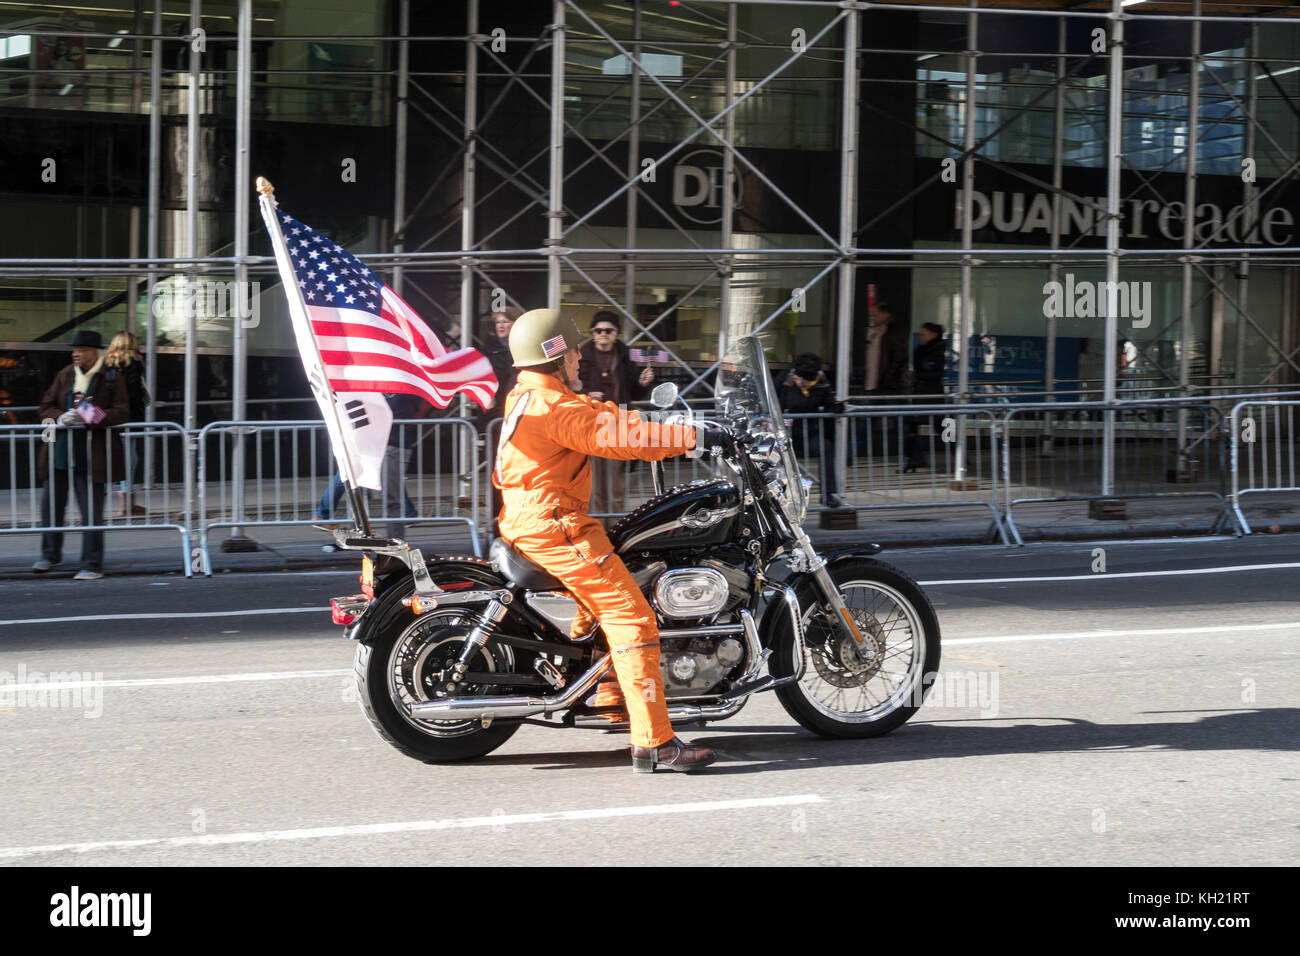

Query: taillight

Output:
[330, 595, 368, 626]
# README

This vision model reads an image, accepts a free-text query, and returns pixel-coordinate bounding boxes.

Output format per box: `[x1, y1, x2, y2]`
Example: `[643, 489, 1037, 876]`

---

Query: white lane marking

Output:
[920, 561, 1300, 585]
[0, 669, 351, 693]
[949, 620, 1300, 646]
[0, 794, 824, 860]
[0, 607, 324, 627]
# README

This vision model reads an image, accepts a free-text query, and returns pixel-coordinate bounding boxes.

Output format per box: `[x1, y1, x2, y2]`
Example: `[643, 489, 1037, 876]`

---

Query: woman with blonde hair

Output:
[104, 331, 150, 516]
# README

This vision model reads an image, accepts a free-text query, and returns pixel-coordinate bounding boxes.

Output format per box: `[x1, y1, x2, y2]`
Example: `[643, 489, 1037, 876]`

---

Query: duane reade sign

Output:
[954, 188, 1295, 246]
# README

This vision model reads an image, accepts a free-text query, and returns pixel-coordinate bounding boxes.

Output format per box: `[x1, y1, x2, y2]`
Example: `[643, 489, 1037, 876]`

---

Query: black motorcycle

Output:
[331, 336, 941, 763]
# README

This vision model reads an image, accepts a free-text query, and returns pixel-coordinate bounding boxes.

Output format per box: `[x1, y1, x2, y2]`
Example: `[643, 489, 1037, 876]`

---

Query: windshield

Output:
[716, 336, 808, 524]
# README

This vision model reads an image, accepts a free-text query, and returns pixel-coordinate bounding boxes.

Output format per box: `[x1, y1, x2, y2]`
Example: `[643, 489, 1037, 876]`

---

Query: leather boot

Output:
[630, 736, 717, 773]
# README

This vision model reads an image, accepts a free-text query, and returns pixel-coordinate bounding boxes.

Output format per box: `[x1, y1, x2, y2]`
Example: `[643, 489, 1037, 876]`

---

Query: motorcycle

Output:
[329, 336, 941, 763]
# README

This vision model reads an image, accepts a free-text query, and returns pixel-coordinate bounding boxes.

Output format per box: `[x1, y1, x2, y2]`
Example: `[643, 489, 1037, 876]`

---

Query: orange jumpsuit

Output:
[493, 369, 696, 748]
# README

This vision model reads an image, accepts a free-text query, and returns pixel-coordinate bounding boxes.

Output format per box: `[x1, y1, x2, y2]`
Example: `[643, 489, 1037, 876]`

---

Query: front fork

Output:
[792, 527, 870, 655]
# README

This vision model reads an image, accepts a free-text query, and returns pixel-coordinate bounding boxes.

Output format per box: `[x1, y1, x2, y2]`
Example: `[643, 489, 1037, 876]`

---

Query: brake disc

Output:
[809, 607, 887, 687]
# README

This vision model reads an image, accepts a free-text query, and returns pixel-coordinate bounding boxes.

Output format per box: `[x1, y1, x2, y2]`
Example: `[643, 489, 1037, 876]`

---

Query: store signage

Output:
[953, 188, 1295, 246]
[671, 148, 744, 225]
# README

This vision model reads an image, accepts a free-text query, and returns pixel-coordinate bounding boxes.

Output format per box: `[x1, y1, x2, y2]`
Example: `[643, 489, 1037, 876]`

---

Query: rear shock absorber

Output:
[445, 598, 510, 691]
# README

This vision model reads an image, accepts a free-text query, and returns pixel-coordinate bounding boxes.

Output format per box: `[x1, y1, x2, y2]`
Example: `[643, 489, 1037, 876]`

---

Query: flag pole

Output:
[256, 176, 375, 540]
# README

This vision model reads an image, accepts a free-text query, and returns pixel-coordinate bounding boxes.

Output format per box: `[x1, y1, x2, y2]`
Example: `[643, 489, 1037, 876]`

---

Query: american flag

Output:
[276, 210, 496, 409]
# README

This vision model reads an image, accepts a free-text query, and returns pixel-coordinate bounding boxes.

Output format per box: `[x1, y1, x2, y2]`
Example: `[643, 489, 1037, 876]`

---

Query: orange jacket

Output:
[494, 369, 696, 513]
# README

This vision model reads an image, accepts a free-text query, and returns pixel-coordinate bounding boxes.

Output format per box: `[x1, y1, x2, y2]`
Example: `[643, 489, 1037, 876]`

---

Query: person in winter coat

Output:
[904, 322, 946, 472]
[778, 352, 846, 508]
[573, 311, 654, 516]
[33, 330, 129, 579]
[103, 331, 150, 516]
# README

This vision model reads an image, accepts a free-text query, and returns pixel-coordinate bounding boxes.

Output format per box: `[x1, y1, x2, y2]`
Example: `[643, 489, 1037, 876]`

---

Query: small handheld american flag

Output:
[629, 347, 669, 364]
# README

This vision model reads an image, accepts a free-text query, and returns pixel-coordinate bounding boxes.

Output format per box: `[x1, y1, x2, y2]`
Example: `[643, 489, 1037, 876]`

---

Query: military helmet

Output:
[508, 308, 585, 368]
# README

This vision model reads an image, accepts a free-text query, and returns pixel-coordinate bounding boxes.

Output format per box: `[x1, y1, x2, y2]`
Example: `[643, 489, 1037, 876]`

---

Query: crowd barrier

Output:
[0, 421, 192, 573]
[4, 395, 1300, 575]
[195, 418, 483, 574]
[1226, 400, 1300, 535]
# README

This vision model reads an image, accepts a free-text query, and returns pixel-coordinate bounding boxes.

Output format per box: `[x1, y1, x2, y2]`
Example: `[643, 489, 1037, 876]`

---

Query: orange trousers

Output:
[500, 505, 673, 748]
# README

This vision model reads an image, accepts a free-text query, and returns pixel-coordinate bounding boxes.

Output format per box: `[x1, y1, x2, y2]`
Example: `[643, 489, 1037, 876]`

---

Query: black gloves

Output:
[693, 423, 736, 453]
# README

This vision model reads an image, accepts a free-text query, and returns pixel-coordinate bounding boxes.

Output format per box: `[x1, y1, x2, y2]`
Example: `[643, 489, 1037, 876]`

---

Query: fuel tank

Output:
[610, 478, 742, 553]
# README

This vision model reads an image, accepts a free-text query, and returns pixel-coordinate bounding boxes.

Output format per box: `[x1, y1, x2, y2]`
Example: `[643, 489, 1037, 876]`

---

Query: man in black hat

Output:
[33, 330, 129, 580]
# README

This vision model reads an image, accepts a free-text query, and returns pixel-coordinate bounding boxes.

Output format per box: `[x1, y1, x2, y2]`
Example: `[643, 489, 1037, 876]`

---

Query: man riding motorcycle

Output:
[494, 309, 721, 773]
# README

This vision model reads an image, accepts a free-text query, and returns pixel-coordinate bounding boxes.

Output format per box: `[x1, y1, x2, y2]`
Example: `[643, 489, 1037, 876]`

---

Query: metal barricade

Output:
[1001, 401, 1226, 545]
[0, 421, 192, 574]
[1226, 400, 1300, 535]
[196, 418, 483, 574]
[789, 407, 1008, 542]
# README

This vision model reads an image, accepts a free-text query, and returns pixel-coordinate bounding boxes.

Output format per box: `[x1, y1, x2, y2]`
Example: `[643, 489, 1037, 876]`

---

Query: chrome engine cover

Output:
[652, 567, 730, 620]
[660, 636, 746, 696]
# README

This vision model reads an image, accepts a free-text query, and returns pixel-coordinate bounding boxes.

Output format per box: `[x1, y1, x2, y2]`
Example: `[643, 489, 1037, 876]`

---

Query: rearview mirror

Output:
[650, 381, 679, 409]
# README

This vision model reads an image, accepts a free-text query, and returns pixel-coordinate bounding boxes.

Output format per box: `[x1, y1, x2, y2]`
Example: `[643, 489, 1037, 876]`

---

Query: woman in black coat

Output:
[103, 331, 150, 515]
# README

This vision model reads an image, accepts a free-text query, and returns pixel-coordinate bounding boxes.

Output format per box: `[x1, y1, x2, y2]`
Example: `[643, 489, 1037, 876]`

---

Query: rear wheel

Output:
[354, 571, 521, 763]
[771, 558, 941, 738]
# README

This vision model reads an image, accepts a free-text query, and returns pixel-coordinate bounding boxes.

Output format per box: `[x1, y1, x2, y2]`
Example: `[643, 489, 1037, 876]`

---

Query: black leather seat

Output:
[490, 538, 563, 591]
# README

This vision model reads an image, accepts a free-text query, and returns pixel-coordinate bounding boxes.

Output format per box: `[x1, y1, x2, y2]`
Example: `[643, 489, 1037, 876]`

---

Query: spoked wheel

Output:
[354, 579, 521, 763]
[772, 558, 941, 738]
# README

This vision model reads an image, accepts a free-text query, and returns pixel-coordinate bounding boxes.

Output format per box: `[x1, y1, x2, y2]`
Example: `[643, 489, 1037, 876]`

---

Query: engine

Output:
[634, 558, 756, 696]
[660, 635, 745, 695]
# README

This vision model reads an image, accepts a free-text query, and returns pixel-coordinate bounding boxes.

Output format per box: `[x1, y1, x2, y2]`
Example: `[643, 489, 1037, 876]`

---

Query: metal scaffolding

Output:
[3, 0, 1300, 501]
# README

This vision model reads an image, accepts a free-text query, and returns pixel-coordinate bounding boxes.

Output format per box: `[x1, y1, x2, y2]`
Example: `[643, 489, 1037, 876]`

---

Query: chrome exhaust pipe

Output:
[408, 655, 612, 722]
[572, 696, 748, 730]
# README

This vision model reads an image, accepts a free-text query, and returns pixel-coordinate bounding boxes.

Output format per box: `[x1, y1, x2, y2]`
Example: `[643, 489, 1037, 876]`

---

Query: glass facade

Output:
[0, 1, 1296, 423]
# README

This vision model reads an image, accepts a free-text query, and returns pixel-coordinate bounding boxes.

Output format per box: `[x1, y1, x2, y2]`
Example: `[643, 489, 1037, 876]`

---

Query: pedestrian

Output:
[574, 311, 654, 515]
[314, 392, 420, 535]
[33, 330, 129, 580]
[381, 392, 427, 540]
[102, 331, 150, 516]
[904, 322, 946, 472]
[481, 306, 521, 530]
[861, 295, 909, 461]
[778, 353, 846, 509]
[482, 306, 521, 419]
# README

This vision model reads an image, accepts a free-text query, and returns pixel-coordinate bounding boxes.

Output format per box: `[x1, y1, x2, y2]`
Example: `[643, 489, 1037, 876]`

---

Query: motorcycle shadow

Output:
[474, 708, 1298, 773]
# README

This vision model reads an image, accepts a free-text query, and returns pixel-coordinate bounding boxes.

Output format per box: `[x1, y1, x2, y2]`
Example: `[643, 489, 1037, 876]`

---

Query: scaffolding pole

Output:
[1236, 22, 1259, 389]
[459, 0, 479, 506]
[184, 0, 201, 543]
[625, 0, 642, 327]
[548, 0, 566, 310]
[225, 0, 254, 550]
[834, 6, 859, 506]
[393, 0, 410, 296]
[1043, 15, 1066, 457]
[954, 0, 977, 486]
[1101, 0, 1125, 497]
[1177, 1, 1202, 474]
[718, 2, 737, 355]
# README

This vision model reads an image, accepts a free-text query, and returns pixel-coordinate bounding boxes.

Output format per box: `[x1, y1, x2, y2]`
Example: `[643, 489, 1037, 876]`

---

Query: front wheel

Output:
[771, 558, 941, 738]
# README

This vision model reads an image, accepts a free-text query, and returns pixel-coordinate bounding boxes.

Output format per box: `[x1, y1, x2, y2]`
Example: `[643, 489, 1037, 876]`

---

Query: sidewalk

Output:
[3, 493, 1297, 579]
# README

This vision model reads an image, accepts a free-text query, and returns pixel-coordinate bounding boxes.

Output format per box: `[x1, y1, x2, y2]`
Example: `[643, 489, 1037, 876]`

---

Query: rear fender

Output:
[343, 556, 508, 644]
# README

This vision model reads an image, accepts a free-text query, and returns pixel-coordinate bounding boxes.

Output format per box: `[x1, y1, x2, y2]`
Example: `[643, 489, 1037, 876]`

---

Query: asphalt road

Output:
[0, 535, 1296, 866]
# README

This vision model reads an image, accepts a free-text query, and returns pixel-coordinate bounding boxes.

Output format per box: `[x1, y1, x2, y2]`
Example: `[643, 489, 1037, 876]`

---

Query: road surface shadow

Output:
[472, 708, 1297, 772]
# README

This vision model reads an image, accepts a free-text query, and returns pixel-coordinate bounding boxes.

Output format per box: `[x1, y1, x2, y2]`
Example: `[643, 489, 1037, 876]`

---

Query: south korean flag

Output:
[334, 391, 392, 490]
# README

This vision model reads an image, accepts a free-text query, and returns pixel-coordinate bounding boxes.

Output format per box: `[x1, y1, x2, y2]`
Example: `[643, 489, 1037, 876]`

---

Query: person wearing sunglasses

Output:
[575, 312, 655, 517]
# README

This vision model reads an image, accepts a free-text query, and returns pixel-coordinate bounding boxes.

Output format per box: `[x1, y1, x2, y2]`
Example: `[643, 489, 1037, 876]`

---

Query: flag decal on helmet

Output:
[541, 334, 567, 357]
